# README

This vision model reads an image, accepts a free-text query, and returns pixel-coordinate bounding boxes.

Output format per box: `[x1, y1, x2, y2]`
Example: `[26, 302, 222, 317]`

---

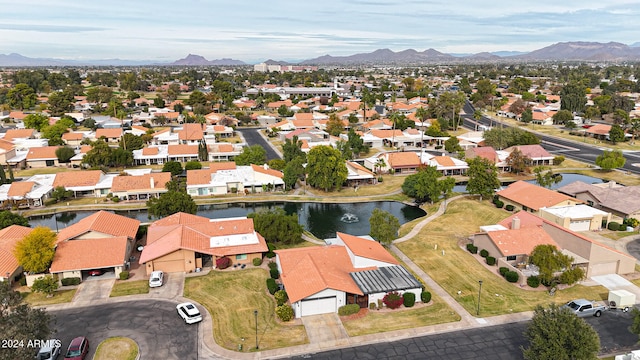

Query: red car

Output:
[64, 337, 88, 360]
[88, 269, 104, 276]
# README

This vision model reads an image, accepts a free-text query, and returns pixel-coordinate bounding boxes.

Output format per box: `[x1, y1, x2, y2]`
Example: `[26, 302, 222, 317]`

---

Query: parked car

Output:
[176, 302, 202, 324]
[88, 269, 104, 276]
[36, 344, 61, 360]
[561, 299, 607, 318]
[64, 337, 88, 360]
[149, 271, 164, 288]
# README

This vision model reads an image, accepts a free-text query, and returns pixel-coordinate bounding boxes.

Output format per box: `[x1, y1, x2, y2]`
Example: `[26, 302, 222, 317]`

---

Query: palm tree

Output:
[415, 106, 429, 148]
[630, 119, 640, 145]
[375, 158, 386, 174]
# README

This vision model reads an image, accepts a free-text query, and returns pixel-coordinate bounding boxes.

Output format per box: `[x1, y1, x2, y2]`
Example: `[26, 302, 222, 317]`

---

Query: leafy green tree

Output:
[326, 114, 344, 136]
[198, 142, 208, 162]
[335, 140, 353, 160]
[235, 145, 267, 165]
[283, 157, 305, 190]
[186, 90, 207, 106]
[0, 167, 6, 185]
[82, 118, 97, 131]
[7, 83, 37, 110]
[506, 148, 530, 174]
[51, 186, 73, 203]
[529, 244, 572, 286]
[608, 124, 625, 144]
[466, 157, 500, 201]
[533, 166, 562, 188]
[13, 226, 56, 274]
[369, 208, 400, 246]
[162, 161, 183, 176]
[522, 303, 599, 360]
[552, 109, 573, 125]
[184, 161, 202, 171]
[595, 149, 626, 171]
[47, 90, 74, 116]
[247, 208, 303, 245]
[267, 159, 286, 171]
[282, 136, 306, 163]
[306, 145, 348, 192]
[560, 82, 587, 113]
[402, 166, 443, 204]
[0, 281, 52, 360]
[41, 123, 68, 146]
[0, 211, 29, 229]
[510, 77, 532, 94]
[521, 108, 533, 124]
[444, 136, 462, 153]
[31, 276, 59, 297]
[55, 146, 75, 164]
[483, 127, 540, 149]
[110, 148, 133, 168]
[146, 190, 197, 219]
[119, 133, 145, 150]
[23, 113, 50, 132]
[82, 140, 113, 168]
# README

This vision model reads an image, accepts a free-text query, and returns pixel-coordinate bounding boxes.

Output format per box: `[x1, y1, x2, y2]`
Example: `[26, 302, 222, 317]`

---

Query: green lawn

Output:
[93, 337, 138, 360]
[110, 280, 149, 297]
[397, 198, 609, 316]
[184, 268, 308, 351]
[23, 289, 76, 306]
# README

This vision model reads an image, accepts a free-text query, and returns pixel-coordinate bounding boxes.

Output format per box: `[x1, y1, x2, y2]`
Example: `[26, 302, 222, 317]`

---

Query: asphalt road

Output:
[47, 300, 199, 360]
[461, 102, 640, 175]
[236, 128, 281, 161]
[299, 309, 638, 360]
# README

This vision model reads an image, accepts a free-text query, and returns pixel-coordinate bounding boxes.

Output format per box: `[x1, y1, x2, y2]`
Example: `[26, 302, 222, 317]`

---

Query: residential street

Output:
[236, 128, 282, 160]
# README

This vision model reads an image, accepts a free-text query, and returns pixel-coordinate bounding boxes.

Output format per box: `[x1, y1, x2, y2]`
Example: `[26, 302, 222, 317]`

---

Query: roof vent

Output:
[512, 216, 520, 230]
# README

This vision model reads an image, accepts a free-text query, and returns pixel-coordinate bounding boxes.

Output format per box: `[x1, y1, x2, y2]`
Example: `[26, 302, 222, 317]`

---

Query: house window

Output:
[506, 255, 517, 261]
[587, 200, 594, 206]
[45, 160, 55, 167]
[235, 254, 247, 260]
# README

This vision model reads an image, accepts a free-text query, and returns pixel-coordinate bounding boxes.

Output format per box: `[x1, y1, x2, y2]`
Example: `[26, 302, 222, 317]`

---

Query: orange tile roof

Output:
[213, 125, 226, 132]
[0, 225, 33, 276]
[4, 128, 35, 141]
[95, 128, 123, 139]
[209, 162, 236, 172]
[292, 119, 314, 128]
[433, 156, 456, 167]
[62, 132, 84, 141]
[213, 144, 234, 152]
[251, 164, 283, 179]
[78, 145, 92, 154]
[370, 129, 404, 138]
[53, 170, 103, 188]
[168, 144, 198, 155]
[178, 123, 204, 141]
[498, 211, 545, 229]
[468, 147, 497, 162]
[110, 172, 171, 192]
[337, 232, 398, 265]
[487, 227, 558, 256]
[50, 236, 129, 272]
[26, 146, 60, 160]
[0, 139, 14, 152]
[294, 113, 314, 121]
[497, 181, 580, 211]
[7, 182, 35, 197]
[142, 147, 159, 155]
[160, 112, 180, 119]
[387, 152, 421, 168]
[586, 124, 611, 135]
[56, 211, 140, 243]
[347, 161, 374, 176]
[186, 168, 213, 186]
[276, 246, 365, 303]
[9, 111, 27, 120]
[506, 145, 552, 159]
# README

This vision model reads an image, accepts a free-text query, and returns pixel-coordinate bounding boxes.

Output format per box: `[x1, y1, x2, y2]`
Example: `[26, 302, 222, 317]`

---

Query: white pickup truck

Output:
[562, 299, 607, 318]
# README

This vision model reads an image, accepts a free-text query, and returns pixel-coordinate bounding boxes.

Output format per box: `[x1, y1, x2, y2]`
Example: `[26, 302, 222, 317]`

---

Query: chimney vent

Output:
[512, 216, 520, 230]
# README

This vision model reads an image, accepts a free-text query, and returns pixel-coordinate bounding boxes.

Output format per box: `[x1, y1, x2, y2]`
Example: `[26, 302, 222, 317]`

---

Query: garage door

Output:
[153, 260, 184, 273]
[570, 220, 590, 232]
[300, 296, 336, 317]
[590, 262, 618, 276]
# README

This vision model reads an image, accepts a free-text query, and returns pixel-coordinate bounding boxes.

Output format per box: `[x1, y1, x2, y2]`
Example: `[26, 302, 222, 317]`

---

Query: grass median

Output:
[397, 197, 608, 316]
[110, 280, 149, 297]
[184, 268, 307, 351]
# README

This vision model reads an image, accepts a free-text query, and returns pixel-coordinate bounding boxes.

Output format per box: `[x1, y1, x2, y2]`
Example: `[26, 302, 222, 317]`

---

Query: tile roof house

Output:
[0, 181, 52, 208]
[496, 181, 582, 214]
[0, 138, 16, 166]
[3, 128, 35, 142]
[382, 152, 421, 174]
[26, 146, 60, 168]
[504, 145, 554, 166]
[139, 212, 268, 275]
[186, 163, 284, 196]
[558, 181, 640, 221]
[52, 170, 111, 197]
[465, 146, 510, 172]
[51, 211, 140, 282]
[178, 123, 204, 144]
[110, 172, 171, 201]
[275, 232, 422, 318]
[95, 128, 123, 144]
[472, 211, 636, 279]
[207, 143, 242, 162]
[586, 124, 611, 139]
[345, 161, 376, 187]
[167, 144, 199, 162]
[539, 205, 611, 232]
[0, 225, 33, 282]
[425, 156, 469, 175]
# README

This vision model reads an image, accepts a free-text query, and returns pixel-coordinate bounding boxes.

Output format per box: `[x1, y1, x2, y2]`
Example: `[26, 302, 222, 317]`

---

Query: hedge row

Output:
[61, 277, 81, 286]
[338, 304, 361, 316]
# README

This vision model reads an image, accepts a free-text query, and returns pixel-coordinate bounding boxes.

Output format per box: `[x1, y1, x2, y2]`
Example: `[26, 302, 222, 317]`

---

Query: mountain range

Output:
[1, 41, 640, 67]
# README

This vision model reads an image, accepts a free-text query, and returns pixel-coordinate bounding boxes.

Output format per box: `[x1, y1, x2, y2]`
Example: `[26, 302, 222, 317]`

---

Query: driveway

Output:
[72, 278, 115, 305]
[149, 272, 184, 300]
[301, 313, 349, 345]
[591, 274, 640, 301]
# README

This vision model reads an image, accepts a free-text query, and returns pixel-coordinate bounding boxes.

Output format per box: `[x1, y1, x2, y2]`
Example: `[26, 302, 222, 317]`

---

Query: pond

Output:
[452, 173, 605, 193]
[28, 201, 426, 240]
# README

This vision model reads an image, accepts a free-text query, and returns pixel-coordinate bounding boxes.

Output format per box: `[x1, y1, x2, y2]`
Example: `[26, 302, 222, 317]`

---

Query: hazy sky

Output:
[1, 0, 639, 63]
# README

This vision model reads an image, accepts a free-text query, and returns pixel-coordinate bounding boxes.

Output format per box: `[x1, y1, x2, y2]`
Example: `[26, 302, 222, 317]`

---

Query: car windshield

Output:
[38, 352, 51, 360]
[151, 277, 159, 281]
[567, 302, 580, 310]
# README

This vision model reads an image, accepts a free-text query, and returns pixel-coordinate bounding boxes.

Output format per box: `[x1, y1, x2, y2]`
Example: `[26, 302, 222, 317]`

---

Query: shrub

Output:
[369, 303, 377, 310]
[19, 276, 27, 286]
[266, 243, 276, 258]
[338, 304, 361, 316]
[112, 197, 120, 203]
[270, 268, 280, 279]
[266, 278, 278, 295]
[479, 249, 489, 258]
[274, 290, 288, 306]
[275, 305, 294, 322]
[383, 291, 404, 309]
[466, 243, 479, 254]
[499, 267, 509, 276]
[119, 271, 129, 280]
[505, 204, 515, 211]
[421, 291, 432, 303]
[267, 261, 278, 270]
[505, 271, 519, 283]
[486, 256, 496, 265]
[559, 267, 585, 285]
[252, 257, 263, 266]
[403, 292, 416, 307]
[527, 276, 540, 288]
[216, 256, 231, 270]
[553, 155, 565, 165]
[607, 222, 620, 231]
[624, 218, 640, 228]
[377, 176, 383, 183]
[31, 276, 58, 295]
[61, 277, 81, 286]
[495, 200, 504, 209]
